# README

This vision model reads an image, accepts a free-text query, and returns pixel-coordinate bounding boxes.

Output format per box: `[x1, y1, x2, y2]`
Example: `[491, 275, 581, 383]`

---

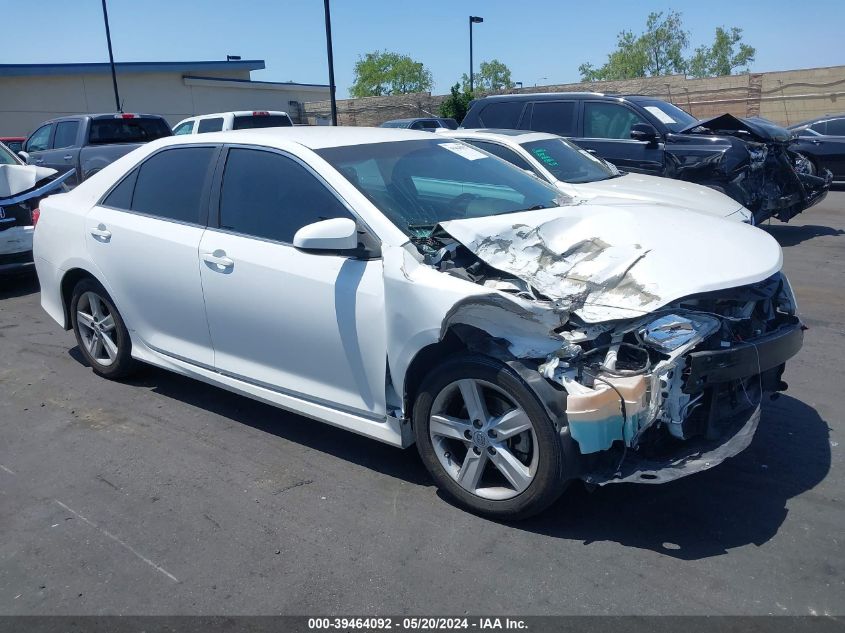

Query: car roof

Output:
[787, 113, 845, 129]
[473, 92, 663, 105]
[185, 111, 290, 119]
[443, 128, 559, 142]
[148, 126, 439, 150]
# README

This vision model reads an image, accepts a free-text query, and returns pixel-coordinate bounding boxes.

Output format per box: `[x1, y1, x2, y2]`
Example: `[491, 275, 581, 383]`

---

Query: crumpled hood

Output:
[564, 172, 748, 222]
[438, 204, 782, 323]
[679, 113, 791, 143]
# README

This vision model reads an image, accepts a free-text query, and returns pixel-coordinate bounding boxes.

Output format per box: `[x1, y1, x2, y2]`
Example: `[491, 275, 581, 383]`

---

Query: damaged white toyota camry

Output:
[34, 128, 804, 519]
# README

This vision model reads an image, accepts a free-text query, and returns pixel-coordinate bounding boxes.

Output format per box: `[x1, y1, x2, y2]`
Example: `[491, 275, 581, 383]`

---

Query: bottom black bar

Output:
[0, 616, 842, 633]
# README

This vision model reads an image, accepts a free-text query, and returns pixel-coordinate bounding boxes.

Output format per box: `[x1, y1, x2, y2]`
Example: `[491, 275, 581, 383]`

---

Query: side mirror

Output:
[630, 123, 659, 143]
[293, 217, 359, 253]
[17, 151, 30, 163]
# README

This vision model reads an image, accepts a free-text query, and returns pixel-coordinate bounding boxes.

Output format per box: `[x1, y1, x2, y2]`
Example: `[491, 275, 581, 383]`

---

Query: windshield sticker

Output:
[529, 147, 560, 168]
[644, 106, 676, 124]
[439, 142, 487, 161]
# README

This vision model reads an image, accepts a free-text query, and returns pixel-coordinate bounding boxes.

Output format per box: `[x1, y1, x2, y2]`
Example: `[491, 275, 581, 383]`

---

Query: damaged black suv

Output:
[462, 93, 832, 223]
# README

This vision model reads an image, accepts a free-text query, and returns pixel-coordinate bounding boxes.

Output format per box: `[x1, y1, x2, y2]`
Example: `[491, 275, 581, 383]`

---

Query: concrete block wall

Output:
[303, 65, 845, 128]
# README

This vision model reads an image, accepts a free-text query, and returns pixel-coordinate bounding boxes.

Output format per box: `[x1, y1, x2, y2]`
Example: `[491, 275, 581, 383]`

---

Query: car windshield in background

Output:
[637, 100, 699, 132]
[232, 115, 292, 130]
[0, 143, 19, 165]
[520, 138, 617, 183]
[88, 118, 172, 144]
[317, 139, 566, 238]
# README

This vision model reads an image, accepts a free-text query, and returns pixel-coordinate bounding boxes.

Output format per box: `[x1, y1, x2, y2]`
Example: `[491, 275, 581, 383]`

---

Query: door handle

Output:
[586, 149, 598, 154]
[34, 158, 44, 164]
[90, 224, 112, 240]
[202, 251, 234, 269]
[63, 154, 73, 160]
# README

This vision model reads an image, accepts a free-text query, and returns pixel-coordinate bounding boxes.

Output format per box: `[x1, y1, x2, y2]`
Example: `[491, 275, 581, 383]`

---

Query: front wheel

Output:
[413, 355, 568, 519]
[70, 278, 135, 379]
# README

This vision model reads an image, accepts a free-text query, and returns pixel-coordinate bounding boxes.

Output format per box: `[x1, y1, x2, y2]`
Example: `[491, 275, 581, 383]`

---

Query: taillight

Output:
[252, 111, 269, 116]
[32, 208, 40, 227]
[115, 113, 137, 119]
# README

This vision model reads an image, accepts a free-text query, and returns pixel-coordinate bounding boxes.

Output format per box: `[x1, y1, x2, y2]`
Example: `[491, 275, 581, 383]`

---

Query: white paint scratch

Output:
[0, 464, 16, 475]
[54, 499, 179, 583]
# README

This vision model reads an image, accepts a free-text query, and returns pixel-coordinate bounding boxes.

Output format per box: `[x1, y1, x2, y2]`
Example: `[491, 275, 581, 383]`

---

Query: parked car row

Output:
[460, 93, 834, 223]
[31, 125, 805, 518]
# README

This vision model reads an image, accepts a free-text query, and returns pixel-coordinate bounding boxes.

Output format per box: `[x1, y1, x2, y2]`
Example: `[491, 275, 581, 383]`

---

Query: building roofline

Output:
[183, 75, 329, 89]
[0, 60, 266, 77]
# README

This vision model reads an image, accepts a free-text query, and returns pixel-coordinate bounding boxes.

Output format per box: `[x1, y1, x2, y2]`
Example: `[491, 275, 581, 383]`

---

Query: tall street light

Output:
[469, 16, 483, 92]
[323, 0, 338, 126]
[101, 0, 121, 111]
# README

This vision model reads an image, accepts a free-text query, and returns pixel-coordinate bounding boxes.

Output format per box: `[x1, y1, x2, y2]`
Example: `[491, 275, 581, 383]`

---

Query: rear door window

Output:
[825, 118, 845, 136]
[131, 147, 216, 224]
[583, 102, 648, 139]
[197, 118, 225, 134]
[529, 101, 576, 136]
[478, 101, 525, 128]
[217, 148, 354, 244]
[53, 121, 79, 149]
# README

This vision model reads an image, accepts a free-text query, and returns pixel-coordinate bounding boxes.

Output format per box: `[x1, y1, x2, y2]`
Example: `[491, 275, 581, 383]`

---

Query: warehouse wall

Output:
[0, 70, 329, 136]
[303, 65, 845, 128]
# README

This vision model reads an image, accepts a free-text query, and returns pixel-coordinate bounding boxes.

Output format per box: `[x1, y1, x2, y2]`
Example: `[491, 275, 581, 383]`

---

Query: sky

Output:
[2, 0, 844, 99]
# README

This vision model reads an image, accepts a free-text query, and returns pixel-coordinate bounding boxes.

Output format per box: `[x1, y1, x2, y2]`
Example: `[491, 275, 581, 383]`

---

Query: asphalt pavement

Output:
[1, 194, 843, 616]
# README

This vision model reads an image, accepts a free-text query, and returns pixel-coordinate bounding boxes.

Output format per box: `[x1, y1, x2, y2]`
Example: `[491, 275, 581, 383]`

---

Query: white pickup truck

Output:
[172, 110, 293, 135]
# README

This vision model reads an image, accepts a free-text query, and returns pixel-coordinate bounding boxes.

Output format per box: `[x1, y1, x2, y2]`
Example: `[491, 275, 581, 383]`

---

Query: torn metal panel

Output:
[438, 203, 782, 323]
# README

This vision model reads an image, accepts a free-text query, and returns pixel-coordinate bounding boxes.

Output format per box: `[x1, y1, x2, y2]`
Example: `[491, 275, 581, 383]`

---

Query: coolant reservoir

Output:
[566, 375, 647, 454]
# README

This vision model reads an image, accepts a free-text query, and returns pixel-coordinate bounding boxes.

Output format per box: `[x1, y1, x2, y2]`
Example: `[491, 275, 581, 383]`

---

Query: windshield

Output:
[89, 118, 172, 144]
[317, 139, 567, 238]
[232, 115, 292, 130]
[520, 138, 617, 183]
[0, 142, 20, 165]
[637, 100, 699, 133]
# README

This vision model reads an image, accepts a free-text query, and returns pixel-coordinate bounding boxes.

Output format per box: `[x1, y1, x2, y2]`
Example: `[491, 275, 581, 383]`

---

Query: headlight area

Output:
[539, 273, 805, 484]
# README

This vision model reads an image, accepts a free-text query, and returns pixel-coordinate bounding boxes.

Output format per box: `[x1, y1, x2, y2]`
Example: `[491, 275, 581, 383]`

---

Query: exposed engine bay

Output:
[411, 207, 804, 483]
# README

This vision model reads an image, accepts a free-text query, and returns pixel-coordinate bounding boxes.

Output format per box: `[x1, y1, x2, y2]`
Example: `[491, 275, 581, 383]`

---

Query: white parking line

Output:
[0, 464, 16, 475]
[54, 499, 179, 583]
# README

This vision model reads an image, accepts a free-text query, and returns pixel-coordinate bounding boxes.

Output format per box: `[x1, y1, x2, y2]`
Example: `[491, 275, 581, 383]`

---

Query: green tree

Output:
[461, 59, 515, 92]
[350, 50, 433, 97]
[579, 11, 689, 81]
[688, 27, 756, 78]
[439, 83, 474, 123]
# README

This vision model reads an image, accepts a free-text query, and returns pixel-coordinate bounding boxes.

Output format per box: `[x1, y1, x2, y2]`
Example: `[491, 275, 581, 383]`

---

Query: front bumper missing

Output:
[684, 322, 803, 394]
[582, 404, 760, 485]
[578, 320, 802, 486]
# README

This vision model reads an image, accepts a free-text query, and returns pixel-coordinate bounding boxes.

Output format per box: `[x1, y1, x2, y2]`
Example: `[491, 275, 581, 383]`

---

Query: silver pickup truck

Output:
[19, 113, 172, 188]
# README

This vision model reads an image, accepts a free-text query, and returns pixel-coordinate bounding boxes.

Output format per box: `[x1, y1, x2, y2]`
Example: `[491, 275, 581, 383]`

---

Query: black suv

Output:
[462, 93, 831, 222]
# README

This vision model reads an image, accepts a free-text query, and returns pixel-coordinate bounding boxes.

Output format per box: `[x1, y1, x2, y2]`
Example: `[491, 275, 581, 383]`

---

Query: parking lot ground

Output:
[0, 194, 843, 616]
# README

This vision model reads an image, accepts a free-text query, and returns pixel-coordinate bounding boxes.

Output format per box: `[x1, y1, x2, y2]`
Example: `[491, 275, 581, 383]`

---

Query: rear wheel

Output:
[70, 278, 135, 379]
[413, 355, 568, 519]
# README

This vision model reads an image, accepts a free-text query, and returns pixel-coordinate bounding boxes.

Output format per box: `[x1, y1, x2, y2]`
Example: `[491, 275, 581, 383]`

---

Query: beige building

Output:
[0, 59, 330, 137]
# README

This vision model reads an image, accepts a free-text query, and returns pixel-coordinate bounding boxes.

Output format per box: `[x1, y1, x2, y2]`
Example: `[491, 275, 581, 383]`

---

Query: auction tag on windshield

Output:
[644, 106, 676, 124]
[439, 142, 487, 160]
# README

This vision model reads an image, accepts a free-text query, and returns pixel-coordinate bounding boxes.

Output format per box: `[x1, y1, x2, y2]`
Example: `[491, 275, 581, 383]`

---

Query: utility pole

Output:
[323, 0, 338, 126]
[101, 0, 121, 112]
[469, 16, 483, 92]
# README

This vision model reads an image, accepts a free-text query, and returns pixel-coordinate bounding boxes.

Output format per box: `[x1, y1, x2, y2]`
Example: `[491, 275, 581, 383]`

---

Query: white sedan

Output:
[438, 128, 754, 223]
[34, 128, 803, 518]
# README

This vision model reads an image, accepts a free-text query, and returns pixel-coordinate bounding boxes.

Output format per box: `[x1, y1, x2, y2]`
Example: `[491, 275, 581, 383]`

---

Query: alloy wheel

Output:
[76, 291, 119, 367]
[429, 378, 539, 500]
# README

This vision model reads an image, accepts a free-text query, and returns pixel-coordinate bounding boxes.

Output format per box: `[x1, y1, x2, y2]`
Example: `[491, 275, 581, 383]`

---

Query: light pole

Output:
[469, 16, 483, 92]
[100, 0, 121, 111]
[323, 0, 338, 126]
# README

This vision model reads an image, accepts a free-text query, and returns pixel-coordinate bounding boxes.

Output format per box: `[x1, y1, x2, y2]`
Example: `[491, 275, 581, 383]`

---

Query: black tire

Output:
[413, 354, 568, 520]
[70, 278, 135, 379]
